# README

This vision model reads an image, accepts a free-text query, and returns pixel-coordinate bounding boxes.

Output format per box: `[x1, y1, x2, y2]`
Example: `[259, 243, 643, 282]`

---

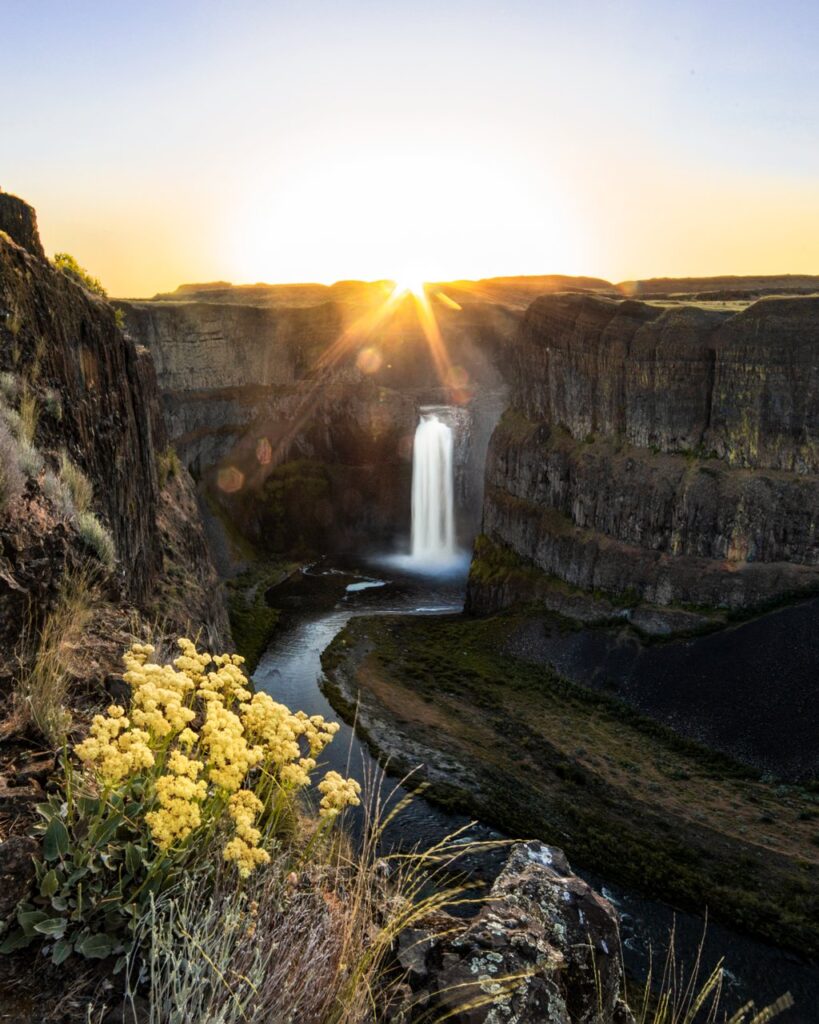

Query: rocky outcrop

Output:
[392, 842, 632, 1024]
[0, 190, 45, 261]
[470, 294, 819, 619]
[0, 193, 229, 671]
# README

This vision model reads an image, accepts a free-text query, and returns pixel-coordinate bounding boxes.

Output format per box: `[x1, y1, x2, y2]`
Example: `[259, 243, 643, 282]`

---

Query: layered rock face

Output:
[468, 293, 819, 775]
[0, 193, 228, 666]
[473, 294, 819, 615]
[119, 286, 517, 560]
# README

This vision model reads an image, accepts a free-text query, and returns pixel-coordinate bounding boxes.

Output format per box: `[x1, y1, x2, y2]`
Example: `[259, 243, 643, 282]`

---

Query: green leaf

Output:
[18, 909, 49, 936]
[43, 817, 69, 861]
[77, 932, 115, 959]
[33, 918, 67, 938]
[40, 869, 59, 897]
[66, 865, 89, 886]
[124, 843, 141, 876]
[0, 930, 36, 953]
[51, 895, 69, 912]
[92, 813, 123, 846]
[52, 938, 73, 965]
[78, 796, 100, 816]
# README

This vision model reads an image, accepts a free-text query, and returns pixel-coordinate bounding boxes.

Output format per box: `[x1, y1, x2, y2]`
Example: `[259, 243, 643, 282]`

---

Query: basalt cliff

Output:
[118, 281, 602, 563]
[468, 293, 819, 777]
[0, 191, 228, 689]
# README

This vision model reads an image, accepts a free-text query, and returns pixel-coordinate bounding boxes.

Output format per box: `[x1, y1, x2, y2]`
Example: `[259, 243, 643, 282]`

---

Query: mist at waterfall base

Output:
[376, 410, 470, 578]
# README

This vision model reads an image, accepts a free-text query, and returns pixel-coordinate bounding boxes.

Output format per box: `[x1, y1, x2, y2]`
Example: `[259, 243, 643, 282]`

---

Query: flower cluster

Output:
[224, 789, 271, 877]
[73, 638, 360, 877]
[318, 771, 362, 820]
[75, 705, 154, 785]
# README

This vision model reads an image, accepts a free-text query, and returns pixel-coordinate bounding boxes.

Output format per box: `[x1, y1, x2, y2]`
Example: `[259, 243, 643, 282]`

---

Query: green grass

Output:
[322, 612, 819, 957]
[226, 564, 289, 671]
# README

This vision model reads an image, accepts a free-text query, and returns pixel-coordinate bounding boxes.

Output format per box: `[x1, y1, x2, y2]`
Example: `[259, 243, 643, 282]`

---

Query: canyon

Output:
[120, 270, 819, 780]
[2, 189, 817, 1021]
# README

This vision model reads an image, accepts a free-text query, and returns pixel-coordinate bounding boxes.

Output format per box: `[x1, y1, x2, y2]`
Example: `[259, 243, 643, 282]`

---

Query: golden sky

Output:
[3, 1, 818, 297]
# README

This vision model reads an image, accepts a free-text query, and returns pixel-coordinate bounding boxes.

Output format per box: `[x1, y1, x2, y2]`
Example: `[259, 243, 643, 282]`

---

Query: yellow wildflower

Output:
[146, 772, 207, 849]
[223, 836, 270, 878]
[201, 700, 262, 792]
[317, 771, 361, 820]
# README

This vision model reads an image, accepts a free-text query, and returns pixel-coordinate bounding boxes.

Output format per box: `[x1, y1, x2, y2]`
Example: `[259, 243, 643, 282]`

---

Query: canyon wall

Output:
[472, 293, 819, 615]
[0, 192, 228, 671]
[468, 293, 819, 776]
[119, 287, 517, 561]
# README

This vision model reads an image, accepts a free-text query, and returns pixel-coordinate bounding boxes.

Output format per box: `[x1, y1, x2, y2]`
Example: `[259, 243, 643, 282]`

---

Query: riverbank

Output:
[321, 611, 819, 961]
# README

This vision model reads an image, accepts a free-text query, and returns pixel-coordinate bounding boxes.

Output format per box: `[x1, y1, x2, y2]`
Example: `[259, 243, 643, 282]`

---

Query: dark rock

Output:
[0, 192, 45, 260]
[470, 293, 819, 614]
[118, 290, 512, 562]
[392, 842, 633, 1024]
[0, 775, 44, 806]
[0, 198, 230, 648]
[0, 836, 40, 920]
[11, 751, 56, 786]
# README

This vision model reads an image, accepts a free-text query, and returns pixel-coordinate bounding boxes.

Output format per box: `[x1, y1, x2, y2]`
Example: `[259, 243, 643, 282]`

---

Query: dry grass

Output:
[59, 450, 93, 514]
[627, 922, 794, 1024]
[76, 511, 116, 568]
[14, 570, 94, 747]
[18, 384, 39, 444]
[0, 419, 25, 511]
[122, 769, 512, 1024]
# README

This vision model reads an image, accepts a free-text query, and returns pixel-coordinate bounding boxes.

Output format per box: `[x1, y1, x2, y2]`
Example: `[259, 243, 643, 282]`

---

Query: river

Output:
[253, 560, 817, 1023]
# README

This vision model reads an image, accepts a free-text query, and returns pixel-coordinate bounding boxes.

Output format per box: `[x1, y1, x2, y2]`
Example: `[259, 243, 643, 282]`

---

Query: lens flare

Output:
[356, 346, 383, 374]
[392, 274, 426, 298]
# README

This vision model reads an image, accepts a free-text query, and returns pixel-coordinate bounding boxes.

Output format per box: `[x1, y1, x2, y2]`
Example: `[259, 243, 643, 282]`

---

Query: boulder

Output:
[393, 841, 633, 1024]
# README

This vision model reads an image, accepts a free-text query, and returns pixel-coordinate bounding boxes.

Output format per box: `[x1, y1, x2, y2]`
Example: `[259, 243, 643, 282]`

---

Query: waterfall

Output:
[411, 412, 456, 561]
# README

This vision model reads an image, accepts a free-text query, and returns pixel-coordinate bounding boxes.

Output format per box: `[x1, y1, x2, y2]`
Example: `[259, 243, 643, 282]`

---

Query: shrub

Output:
[76, 511, 116, 567]
[0, 420, 25, 510]
[17, 438, 43, 478]
[44, 388, 63, 422]
[19, 385, 39, 443]
[59, 450, 93, 513]
[42, 470, 75, 519]
[14, 571, 93, 747]
[156, 446, 181, 489]
[0, 370, 19, 403]
[1, 639, 361, 967]
[53, 252, 107, 297]
[0, 401, 24, 439]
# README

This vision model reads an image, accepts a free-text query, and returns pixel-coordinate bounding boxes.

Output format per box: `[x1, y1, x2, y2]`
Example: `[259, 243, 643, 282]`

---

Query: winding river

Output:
[253, 561, 817, 1023]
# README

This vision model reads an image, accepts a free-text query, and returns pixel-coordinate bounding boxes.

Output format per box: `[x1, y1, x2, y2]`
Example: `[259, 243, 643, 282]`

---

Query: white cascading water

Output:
[411, 412, 456, 561]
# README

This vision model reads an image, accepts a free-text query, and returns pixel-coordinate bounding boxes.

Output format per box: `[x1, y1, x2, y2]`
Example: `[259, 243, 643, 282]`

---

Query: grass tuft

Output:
[59, 449, 93, 513]
[14, 570, 94, 747]
[0, 420, 25, 511]
[18, 384, 38, 443]
[76, 510, 116, 567]
[124, 768, 511, 1024]
[156, 445, 182, 489]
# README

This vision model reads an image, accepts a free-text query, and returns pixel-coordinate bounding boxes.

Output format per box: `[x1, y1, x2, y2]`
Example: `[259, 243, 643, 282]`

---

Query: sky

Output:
[1, 0, 818, 296]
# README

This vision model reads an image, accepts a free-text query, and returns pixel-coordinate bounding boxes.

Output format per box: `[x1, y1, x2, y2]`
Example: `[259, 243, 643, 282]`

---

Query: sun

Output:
[392, 273, 426, 299]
